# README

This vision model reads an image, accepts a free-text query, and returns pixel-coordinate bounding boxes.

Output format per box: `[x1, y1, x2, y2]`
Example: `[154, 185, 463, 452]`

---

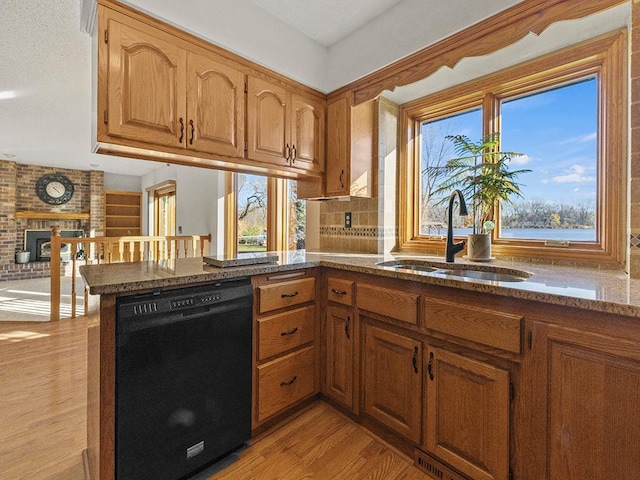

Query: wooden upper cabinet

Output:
[325, 94, 350, 195]
[325, 93, 375, 197]
[247, 76, 289, 166]
[425, 346, 510, 480]
[186, 52, 245, 157]
[99, 4, 326, 177]
[106, 18, 186, 148]
[291, 93, 325, 173]
[104, 12, 246, 158]
[247, 75, 325, 173]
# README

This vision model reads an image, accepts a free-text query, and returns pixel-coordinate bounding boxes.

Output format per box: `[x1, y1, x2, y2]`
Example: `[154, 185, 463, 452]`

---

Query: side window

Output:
[237, 174, 267, 252]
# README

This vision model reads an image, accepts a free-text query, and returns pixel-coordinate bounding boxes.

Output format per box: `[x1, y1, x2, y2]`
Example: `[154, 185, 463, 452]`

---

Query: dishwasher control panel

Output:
[169, 293, 221, 310]
[117, 278, 252, 321]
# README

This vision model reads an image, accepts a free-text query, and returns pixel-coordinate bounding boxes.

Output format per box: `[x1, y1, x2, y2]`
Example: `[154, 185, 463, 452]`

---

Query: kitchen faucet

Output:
[445, 189, 468, 262]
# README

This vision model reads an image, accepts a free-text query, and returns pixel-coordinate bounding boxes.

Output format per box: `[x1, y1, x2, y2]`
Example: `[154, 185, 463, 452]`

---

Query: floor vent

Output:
[414, 449, 466, 480]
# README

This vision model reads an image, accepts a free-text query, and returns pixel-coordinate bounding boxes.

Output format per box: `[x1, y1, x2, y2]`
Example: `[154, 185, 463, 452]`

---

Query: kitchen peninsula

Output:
[81, 253, 640, 480]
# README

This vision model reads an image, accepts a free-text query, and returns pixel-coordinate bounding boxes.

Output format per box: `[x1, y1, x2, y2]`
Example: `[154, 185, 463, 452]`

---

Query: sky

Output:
[422, 76, 598, 207]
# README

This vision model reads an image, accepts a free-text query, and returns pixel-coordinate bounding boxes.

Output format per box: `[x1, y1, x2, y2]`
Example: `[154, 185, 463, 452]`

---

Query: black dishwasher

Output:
[115, 278, 252, 480]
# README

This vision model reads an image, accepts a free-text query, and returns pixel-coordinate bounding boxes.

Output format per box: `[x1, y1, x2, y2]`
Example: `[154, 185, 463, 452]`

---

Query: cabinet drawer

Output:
[256, 346, 316, 422]
[258, 277, 316, 314]
[327, 277, 354, 306]
[257, 306, 315, 361]
[356, 283, 419, 325]
[424, 298, 522, 353]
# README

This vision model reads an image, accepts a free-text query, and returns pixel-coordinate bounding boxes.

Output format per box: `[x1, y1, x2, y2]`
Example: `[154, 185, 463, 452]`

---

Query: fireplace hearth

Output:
[24, 230, 84, 262]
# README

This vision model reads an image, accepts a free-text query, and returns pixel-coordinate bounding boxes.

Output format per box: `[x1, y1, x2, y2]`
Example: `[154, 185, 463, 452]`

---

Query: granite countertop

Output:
[79, 251, 640, 318]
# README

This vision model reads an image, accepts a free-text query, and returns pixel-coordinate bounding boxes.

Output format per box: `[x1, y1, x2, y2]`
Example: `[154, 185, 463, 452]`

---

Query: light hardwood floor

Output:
[0, 318, 430, 480]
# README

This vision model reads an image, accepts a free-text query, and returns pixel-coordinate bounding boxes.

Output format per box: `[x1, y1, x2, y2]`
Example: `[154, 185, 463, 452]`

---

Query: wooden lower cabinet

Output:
[323, 305, 356, 411]
[256, 346, 316, 424]
[529, 321, 640, 480]
[363, 320, 423, 443]
[424, 345, 510, 480]
[253, 270, 319, 429]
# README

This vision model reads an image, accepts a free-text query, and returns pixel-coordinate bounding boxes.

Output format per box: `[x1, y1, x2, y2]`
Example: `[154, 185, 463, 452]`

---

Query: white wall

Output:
[141, 164, 226, 255]
[104, 172, 142, 192]
[124, 0, 524, 93]
[325, 0, 522, 91]
[124, 0, 329, 91]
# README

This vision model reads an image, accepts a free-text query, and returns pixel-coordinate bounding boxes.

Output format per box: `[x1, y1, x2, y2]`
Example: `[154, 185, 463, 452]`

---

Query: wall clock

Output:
[35, 174, 74, 205]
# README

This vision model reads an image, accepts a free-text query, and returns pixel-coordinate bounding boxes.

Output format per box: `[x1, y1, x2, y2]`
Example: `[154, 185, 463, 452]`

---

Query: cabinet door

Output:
[107, 18, 186, 147]
[531, 322, 640, 480]
[325, 94, 350, 196]
[290, 93, 325, 173]
[425, 346, 510, 480]
[363, 321, 422, 443]
[186, 52, 245, 157]
[324, 305, 355, 411]
[247, 76, 289, 166]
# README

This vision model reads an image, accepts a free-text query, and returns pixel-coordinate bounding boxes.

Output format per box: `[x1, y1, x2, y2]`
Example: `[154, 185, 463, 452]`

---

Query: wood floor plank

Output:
[0, 318, 87, 480]
[208, 403, 431, 480]
[1, 318, 431, 480]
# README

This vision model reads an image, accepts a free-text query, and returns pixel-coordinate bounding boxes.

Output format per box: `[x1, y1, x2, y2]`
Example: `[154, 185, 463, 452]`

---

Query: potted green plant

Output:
[433, 133, 530, 260]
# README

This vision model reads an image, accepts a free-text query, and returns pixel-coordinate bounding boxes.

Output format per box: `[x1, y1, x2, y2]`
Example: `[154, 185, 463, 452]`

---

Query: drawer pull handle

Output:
[284, 143, 291, 161]
[331, 288, 347, 296]
[345, 316, 351, 339]
[178, 117, 185, 143]
[189, 119, 195, 144]
[280, 375, 297, 386]
[281, 291, 299, 298]
[427, 351, 434, 380]
[280, 327, 298, 336]
[412, 346, 419, 374]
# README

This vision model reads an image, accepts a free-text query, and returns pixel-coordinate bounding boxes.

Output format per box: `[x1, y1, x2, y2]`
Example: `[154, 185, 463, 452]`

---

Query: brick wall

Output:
[0, 160, 105, 280]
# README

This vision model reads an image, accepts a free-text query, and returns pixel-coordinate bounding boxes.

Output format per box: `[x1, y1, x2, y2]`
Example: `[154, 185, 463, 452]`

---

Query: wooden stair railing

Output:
[49, 228, 212, 321]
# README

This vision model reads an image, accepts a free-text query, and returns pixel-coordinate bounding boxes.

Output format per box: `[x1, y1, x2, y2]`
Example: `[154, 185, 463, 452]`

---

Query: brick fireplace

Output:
[0, 161, 104, 281]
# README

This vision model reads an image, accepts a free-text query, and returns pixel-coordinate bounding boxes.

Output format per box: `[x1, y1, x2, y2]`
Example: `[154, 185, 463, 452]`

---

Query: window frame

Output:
[224, 173, 303, 256]
[399, 31, 626, 266]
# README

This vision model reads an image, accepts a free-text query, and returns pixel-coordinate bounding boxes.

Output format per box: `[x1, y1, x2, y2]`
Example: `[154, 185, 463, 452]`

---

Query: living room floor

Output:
[0, 276, 84, 322]
[0, 317, 430, 480]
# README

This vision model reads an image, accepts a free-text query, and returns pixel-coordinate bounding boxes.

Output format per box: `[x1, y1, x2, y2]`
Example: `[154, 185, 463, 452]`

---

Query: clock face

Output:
[36, 174, 74, 205]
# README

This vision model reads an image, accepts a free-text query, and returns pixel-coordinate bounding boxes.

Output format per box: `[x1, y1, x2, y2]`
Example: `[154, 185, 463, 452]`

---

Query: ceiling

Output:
[248, 0, 406, 47]
[0, 0, 626, 181]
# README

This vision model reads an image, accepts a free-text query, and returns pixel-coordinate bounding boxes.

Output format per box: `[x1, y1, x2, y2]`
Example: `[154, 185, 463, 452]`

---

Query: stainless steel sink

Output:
[437, 269, 530, 282]
[375, 260, 440, 273]
[376, 259, 532, 282]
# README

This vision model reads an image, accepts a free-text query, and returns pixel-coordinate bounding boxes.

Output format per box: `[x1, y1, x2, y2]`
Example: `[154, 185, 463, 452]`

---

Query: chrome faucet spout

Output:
[445, 189, 468, 263]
